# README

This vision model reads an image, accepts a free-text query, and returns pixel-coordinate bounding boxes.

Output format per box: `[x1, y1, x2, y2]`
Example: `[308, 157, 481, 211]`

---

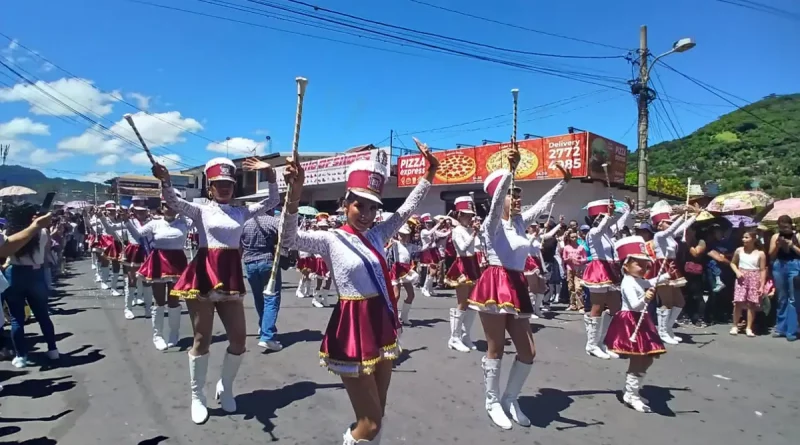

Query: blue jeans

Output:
[244, 260, 282, 342]
[3, 265, 58, 357]
[772, 259, 799, 339]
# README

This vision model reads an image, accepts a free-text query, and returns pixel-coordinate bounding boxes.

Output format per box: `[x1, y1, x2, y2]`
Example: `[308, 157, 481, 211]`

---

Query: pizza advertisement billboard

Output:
[586, 132, 628, 184]
[397, 132, 593, 187]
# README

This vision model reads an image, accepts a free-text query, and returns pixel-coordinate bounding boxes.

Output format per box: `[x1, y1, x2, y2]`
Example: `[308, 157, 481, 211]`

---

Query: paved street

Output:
[2, 258, 799, 445]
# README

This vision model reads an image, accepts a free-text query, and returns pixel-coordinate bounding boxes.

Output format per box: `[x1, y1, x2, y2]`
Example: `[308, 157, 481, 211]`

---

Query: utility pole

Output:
[94, 183, 97, 205]
[389, 129, 393, 154]
[1, 144, 9, 166]
[636, 25, 649, 211]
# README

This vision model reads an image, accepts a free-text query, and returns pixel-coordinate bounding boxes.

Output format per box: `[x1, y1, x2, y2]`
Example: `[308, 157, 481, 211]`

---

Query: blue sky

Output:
[1, 0, 798, 183]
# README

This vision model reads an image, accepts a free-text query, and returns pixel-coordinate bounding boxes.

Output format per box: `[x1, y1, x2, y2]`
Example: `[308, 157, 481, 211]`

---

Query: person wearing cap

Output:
[648, 202, 699, 346]
[281, 138, 436, 444]
[124, 200, 190, 351]
[467, 146, 570, 430]
[391, 223, 420, 326]
[581, 197, 632, 360]
[310, 213, 333, 308]
[90, 203, 114, 287]
[525, 217, 563, 318]
[151, 156, 278, 425]
[418, 213, 444, 297]
[605, 235, 670, 413]
[444, 195, 482, 353]
[99, 204, 127, 298]
[122, 196, 152, 308]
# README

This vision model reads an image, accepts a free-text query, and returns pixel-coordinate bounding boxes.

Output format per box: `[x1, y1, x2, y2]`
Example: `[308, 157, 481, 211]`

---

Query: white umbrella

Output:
[0, 185, 37, 197]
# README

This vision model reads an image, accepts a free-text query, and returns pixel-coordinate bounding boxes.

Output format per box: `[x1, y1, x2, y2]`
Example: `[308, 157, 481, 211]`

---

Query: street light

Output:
[635, 28, 696, 211]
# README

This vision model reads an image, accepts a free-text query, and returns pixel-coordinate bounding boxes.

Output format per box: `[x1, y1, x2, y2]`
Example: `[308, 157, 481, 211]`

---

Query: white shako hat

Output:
[454, 195, 475, 214]
[420, 213, 432, 223]
[615, 236, 652, 263]
[205, 157, 236, 183]
[587, 199, 611, 217]
[103, 200, 116, 209]
[131, 195, 147, 210]
[483, 169, 520, 197]
[346, 159, 386, 205]
[650, 200, 674, 225]
[398, 224, 412, 235]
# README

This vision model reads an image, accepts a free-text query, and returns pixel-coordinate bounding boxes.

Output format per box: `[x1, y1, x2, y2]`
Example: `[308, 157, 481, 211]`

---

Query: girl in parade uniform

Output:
[100, 204, 126, 298]
[581, 198, 631, 360]
[605, 235, 670, 413]
[86, 208, 108, 284]
[151, 157, 278, 425]
[311, 214, 334, 308]
[122, 196, 151, 310]
[648, 202, 698, 345]
[125, 196, 190, 351]
[468, 146, 570, 430]
[418, 214, 446, 297]
[391, 224, 420, 326]
[444, 196, 481, 352]
[281, 138, 437, 445]
[295, 219, 314, 299]
[525, 219, 562, 318]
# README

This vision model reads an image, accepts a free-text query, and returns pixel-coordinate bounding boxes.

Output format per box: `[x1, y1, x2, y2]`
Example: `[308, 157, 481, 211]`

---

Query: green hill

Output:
[0, 164, 112, 203]
[626, 93, 800, 199]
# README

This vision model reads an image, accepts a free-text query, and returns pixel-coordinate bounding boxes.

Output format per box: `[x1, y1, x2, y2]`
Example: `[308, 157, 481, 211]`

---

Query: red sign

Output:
[397, 132, 627, 187]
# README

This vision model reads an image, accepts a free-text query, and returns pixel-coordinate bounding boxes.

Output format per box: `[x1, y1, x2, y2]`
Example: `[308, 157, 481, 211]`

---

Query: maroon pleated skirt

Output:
[646, 258, 686, 287]
[103, 238, 123, 260]
[468, 265, 533, 317]
[523, 255, 542, 276]
[475, 251, 485, 266]
[390, 262, 415, 283]
[310, 256, 329, 279]
[419, 248, 441, 265]
[445, 256, 481, 287]
[296, 256, 314, 273]
[138, 249, 188, 283]
[123, 243, 147, 266]
[582, 259, 622, 290]
[320, 296, 400, 377]
[170, 248, 246, 300]
[605, 310, 666, 357]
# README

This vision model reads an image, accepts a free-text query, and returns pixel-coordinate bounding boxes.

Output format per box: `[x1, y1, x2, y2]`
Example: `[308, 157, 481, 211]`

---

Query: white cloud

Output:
[130, 151, 182, 169]
[28, 148, 72, 165]
[206, 137, 265, 156]
[0, 117, 49, 139]
[79, 171, 120, 183]
[0, 77, 121, 116]
[127, 92, 151, 110]
[57, 111, 202, 157]
[41, 62, 54, 73]
[253, 129, 270, 136]
[1, 39, 18, 62]
[97, 154, 119, 166]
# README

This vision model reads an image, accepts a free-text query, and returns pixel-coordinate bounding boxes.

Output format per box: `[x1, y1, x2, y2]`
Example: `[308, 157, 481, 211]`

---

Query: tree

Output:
[625, 171, 687, 197]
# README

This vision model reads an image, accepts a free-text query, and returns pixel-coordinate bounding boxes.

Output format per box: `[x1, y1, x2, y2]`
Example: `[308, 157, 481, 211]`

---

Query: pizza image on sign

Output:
[485, 147, 538, 179]
[435, 152, 478, 183]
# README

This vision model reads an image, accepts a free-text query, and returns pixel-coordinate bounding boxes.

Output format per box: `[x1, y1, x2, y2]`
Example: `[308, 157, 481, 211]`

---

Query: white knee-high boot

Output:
[461, 309, 477, 350]
[482, 356, 512, 429]
[296, 277, 307, 298]
[189, 353, 209, 424]
[141, 285, 153, 318]
[501, 358, 533, 426]
[584, 314, 610, 359]
[152, 306, 167, 350]
[657, 307, 679, 345]
[167, 305, 181, 348]
[123, 284, 135, 320]
[100, 267, 110, 289]
[109, 270, 120, 296]
[400, 301, 412, 326]
[215, 351, 244, 413]
[599, 311, 619, 359]
[447, 308, 470, 352]
[135, 277, 145, 305]
[668, 306, 683, 342]
[623, 372, 651, 413]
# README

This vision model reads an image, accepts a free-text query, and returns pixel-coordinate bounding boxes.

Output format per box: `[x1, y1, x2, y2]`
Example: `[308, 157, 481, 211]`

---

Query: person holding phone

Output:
[769, 215, 800, 341]
[1, 203, 61, 368]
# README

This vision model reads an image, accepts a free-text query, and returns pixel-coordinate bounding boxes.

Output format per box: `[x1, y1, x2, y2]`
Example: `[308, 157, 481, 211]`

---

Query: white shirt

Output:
[588, 208, 630, 262]
[162, 183, 279, 249]
[126, 217, 189, 251]
[9, 229, 48, 267]
[652, 214, 697, 259]
[621, 273, 669, 312]
[392, 240, 418, 264]
[420, 228, 436, 250]
[283, 179, 430, 299]
[451, 225, 476, 256]
[481, 172, 566, 272]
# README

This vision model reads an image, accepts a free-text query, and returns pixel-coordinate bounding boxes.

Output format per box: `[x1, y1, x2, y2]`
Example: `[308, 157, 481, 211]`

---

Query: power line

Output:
[140, 0, 630, 91]
[711, 0, 800, 22]
[660, 61, 800, 141]
[276, 0, 628, 59]
[405, 0, 629, 51]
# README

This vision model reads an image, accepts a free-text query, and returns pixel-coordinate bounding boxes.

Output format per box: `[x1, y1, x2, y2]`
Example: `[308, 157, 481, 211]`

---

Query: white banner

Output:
[272, 147, 391, 192]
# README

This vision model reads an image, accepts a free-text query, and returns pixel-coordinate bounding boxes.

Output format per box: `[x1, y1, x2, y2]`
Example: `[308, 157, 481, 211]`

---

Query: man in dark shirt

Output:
[241, 211, 283, 351]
